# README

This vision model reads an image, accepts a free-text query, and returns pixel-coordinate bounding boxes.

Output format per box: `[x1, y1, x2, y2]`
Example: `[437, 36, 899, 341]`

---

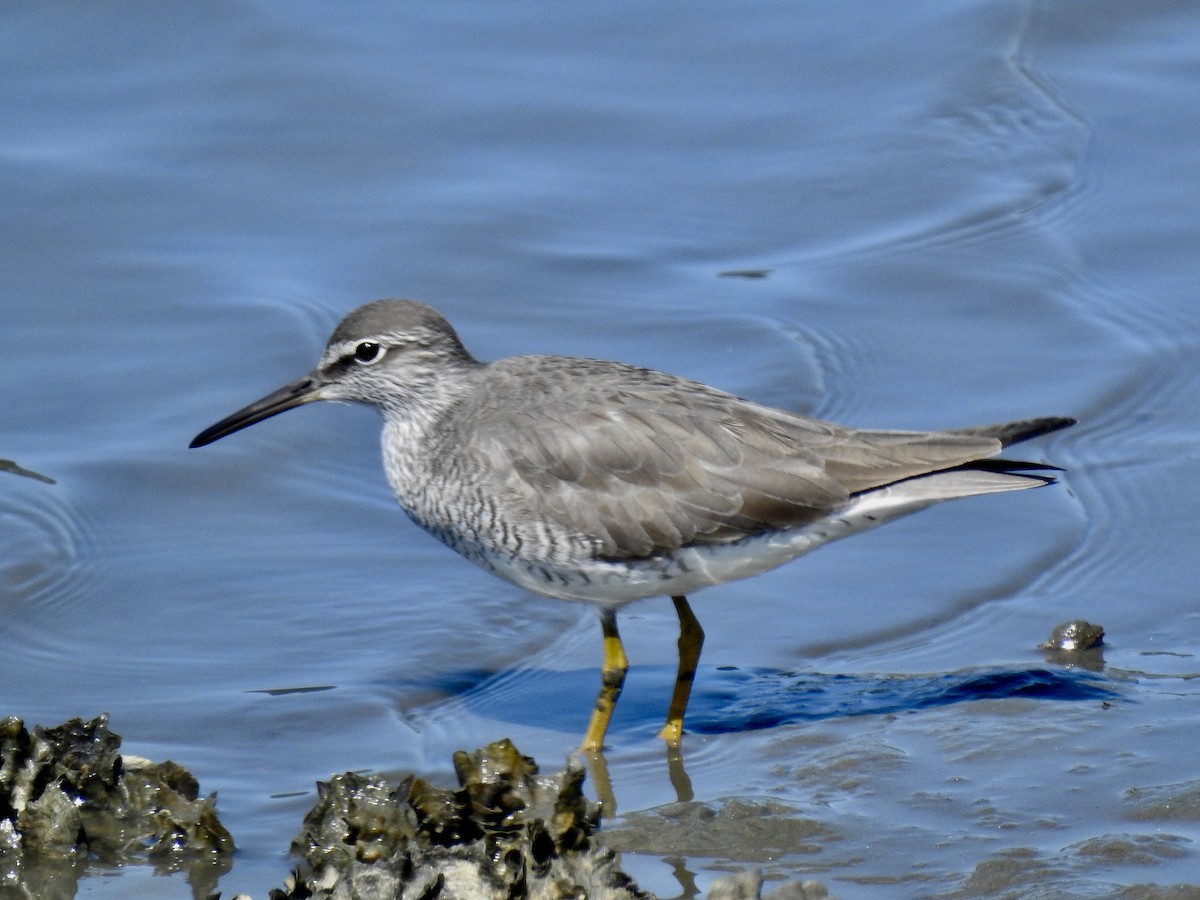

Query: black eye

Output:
[353, 341, 385, 364]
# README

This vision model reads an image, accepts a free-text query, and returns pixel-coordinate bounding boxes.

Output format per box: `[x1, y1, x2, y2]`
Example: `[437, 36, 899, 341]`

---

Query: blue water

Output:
[4, 1, 1200, 896]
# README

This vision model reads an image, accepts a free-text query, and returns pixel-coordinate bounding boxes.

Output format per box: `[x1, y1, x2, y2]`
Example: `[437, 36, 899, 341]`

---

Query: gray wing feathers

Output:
[452, 357, 1032, 559]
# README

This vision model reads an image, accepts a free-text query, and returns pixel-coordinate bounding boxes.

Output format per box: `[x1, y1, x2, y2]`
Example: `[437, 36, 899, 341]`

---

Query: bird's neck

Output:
[375, 357, 483, 510]
[379, 361, 475, 429]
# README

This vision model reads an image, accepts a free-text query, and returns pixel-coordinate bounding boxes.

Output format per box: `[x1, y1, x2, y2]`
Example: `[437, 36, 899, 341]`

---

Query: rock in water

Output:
[275, 738, 647, 900]
[0, 714, 233, 898]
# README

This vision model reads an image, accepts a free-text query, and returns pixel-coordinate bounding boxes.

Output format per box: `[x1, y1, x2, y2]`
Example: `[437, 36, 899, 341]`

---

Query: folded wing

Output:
[453, 357, 1060, 559]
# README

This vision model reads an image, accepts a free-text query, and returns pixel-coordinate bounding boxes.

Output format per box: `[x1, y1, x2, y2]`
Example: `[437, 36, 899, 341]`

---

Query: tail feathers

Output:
[850, 466, 1054, 521]
[948, 416, 1076, 448]
[846, 416, 1072, 522]
[967, 457, 1062, 475]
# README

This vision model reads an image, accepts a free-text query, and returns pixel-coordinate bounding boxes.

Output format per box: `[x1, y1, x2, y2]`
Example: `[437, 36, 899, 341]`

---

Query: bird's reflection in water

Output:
[582, 747, 617, 816]
[666, 744, 695, 804]
[0, 459, 55, 483]
[581, 740, 695, 817]
[665, 856, 702, 900]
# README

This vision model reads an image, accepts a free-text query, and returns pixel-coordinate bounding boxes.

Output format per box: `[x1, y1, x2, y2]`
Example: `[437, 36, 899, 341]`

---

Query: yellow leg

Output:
[580, 608, 628, 753]
[657, 595, 704, 747]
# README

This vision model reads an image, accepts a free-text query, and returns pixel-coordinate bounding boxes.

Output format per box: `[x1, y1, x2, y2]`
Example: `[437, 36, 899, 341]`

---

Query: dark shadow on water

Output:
[685, 665, 1118, 734]
[387, 664, 1119, 738]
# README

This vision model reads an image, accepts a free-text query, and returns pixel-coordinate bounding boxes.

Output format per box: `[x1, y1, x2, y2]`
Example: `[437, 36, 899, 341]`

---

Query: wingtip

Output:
[1011, 415, 1077, 445]
[950, 416, 1077, 447]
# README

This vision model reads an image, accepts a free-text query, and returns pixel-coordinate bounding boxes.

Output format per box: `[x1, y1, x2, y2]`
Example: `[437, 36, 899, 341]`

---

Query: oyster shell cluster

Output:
[274, 739, 646, 900]
[0, 714, 233, 898]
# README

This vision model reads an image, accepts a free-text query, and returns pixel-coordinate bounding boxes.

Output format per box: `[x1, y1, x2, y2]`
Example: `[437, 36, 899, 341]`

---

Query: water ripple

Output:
[0, 479, 98, 641]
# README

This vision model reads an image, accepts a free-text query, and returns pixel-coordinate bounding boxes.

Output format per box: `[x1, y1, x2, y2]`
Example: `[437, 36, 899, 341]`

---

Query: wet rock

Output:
[0, 714, 233, 899]
[1042, 620, 1105, 670]
[274, 738, 645, 900]
[1043, 620, 1105, 651]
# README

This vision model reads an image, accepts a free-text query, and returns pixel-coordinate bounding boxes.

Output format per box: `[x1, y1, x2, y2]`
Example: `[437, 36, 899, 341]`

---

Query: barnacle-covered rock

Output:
[1043, 620, 1104, 652]
[0, 714, 233, 898]
[274, 738, 646, 900]
[1042, 620, 1106, 670]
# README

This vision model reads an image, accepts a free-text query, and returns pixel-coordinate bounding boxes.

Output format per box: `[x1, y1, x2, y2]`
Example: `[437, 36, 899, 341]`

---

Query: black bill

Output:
[190, 374, 324, 448]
